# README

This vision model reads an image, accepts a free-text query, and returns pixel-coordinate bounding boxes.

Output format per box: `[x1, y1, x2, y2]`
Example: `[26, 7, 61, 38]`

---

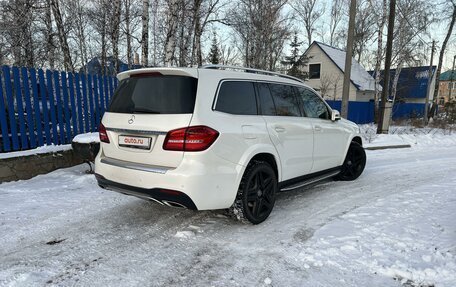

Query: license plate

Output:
[118, 135, 151, 149]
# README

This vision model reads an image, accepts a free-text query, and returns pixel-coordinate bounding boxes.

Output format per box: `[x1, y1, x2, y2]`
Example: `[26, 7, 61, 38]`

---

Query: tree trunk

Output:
[50, 0, 73, 71]
[125, 0, 132, 67]
[373, 0, 387, 123]
[112, 0, 122, 73]
[164, 0, 179, 66]
[141, 0, 150, 66]
[190, 0, 202, 66]
[432, 4, 456, 111]
[377, 0, 396, 134]
[74, 0, 88, 72]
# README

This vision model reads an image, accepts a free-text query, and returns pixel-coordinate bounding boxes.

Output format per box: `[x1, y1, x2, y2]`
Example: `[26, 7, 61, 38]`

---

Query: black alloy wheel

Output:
[232, 161, 277, 224]
[337, 142, 366, 181]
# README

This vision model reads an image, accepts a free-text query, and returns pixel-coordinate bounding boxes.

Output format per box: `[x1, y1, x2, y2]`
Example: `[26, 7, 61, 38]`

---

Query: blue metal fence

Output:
[326, 100, 426, 124]
[0, 66, 118, 153]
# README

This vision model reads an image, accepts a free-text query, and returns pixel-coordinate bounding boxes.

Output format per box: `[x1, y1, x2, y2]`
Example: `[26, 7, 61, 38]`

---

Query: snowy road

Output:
[1, 140, 456, 286]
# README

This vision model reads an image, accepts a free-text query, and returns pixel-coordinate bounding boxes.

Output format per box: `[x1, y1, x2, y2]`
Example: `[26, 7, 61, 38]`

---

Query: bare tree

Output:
[112, 0, 122, 72]
[329, 0, 344, 47]
[164, 0, 180, 65]
[432, 1, 456, 109]
[352, 0, 376, 63]
[141, 0, 149, 66]
[290, 0, 325, 47]
[65, 0, 89, 71]
[50, 0, 73, 71]
[371, 0, 387, 122]
[227, 0, 290, 70]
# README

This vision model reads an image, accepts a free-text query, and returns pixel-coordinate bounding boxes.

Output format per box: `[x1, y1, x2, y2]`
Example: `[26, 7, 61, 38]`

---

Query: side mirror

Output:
[331, 110, 341, 121]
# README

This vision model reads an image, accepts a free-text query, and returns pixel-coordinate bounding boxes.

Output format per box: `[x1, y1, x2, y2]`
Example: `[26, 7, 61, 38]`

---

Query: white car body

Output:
[95, 66, 362, 215]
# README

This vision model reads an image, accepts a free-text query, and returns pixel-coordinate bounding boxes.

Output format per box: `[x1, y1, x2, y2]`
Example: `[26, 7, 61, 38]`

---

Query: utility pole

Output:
[448, 55, 456, 102]
[424, 40, 436, 125]
[341, 0, 357, 119]
[377, 0, 396, 134]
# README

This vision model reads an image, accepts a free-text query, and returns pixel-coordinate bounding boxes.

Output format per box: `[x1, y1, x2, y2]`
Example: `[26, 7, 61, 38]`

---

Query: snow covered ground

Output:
[1, 133, 456, 286]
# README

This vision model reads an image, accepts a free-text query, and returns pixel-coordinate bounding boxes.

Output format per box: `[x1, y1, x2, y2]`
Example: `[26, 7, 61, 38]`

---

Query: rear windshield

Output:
[108, 75, 197, 114]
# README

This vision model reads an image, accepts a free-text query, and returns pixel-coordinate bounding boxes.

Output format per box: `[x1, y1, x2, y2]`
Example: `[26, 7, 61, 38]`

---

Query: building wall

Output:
[304, 45, 359, 101]
[356, 90, 375, 102]
[438, 80, 456, 104]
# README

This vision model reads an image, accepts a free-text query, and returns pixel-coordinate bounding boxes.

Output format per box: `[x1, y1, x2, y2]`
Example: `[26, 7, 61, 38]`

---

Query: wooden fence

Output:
[0, 66, 118, 152]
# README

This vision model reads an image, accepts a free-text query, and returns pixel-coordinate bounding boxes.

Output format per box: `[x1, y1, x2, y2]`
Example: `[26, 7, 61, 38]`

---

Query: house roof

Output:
[307, 41, 377, 91]
[440, 70, 456, 81]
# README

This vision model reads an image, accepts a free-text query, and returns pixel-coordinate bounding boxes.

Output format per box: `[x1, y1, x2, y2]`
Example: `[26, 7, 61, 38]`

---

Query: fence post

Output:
[0, 72, 11, 152]
[20, 67, 37, 148]
[12, 67, 29, 149]
[61, 72, 72, 142]
[97, 74, 105, 117]
[45, 69, 59, 145]
[87, 74, 96, 131]
[92, 74, 100, 130]
[68, 73, 79, 136]
[38, 69, 52, 145]
[29, 69, 44, 147]
[52, 71, 65, 144]
[3, 66, 20, 150]
[80, 73, 90, 133]
[74, 73, 84, 134]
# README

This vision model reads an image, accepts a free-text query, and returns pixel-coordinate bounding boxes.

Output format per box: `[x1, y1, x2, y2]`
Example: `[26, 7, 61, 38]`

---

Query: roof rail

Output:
[200, 64, 305, 84]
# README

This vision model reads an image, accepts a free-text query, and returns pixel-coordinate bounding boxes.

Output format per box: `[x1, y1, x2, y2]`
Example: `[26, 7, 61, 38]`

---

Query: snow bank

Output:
[360, 124, 456, 148]
[72, 132, 100, 144]
[0, 144, 72, 160]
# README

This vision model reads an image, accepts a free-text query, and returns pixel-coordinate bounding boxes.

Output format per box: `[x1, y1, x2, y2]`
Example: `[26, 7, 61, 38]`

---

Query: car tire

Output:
[336, 141, 366, 181]
[229, 161, 277, 224]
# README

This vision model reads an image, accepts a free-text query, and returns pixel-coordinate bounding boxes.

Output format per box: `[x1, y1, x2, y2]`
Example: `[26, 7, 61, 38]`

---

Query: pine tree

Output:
[281, 32, 309, 80]
[208, 32, 221, 65]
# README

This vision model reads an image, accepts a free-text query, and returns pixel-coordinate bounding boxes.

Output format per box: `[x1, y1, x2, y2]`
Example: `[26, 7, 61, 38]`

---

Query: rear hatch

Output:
[101, 69, 198, 168]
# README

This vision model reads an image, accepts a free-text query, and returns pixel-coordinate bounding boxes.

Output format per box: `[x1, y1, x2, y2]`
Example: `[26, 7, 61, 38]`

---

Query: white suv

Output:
[95, 65, 366, 224]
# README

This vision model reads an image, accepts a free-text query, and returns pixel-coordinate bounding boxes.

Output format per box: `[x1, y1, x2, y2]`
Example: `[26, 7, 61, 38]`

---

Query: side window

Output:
[268, 84, 301, 117]
[297, 87, 330, 120]
[215, 81, 257, 115]
[257, 83, 276, 116]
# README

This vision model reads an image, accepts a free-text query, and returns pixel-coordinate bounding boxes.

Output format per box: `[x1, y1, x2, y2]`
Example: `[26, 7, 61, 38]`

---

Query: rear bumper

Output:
[95, 174, 197, 209]
[94, 149, 244, 210]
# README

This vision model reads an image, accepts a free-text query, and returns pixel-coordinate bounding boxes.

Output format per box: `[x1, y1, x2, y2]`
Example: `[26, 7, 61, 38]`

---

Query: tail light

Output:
[163, 126, 219, 152]
[99, 123, 110, 143]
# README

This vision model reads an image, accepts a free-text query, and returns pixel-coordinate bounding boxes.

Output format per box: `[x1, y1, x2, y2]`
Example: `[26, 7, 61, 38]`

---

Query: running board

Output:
[279, 167, 341, 192]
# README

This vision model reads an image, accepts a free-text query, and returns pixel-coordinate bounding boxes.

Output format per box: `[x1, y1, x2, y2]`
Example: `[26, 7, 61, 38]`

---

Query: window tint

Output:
[109, 75, 197, 114]
[257, 83, 276, 116]
[268, 84, 301, 117]
[297, 87, 330, 119]
[309, 64, 321, 79]
[215, 81, 257, 115]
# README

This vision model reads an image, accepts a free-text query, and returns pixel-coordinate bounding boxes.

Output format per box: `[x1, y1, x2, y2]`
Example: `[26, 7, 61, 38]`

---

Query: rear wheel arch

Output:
[248, 153, 279, 181]
[351, 136, 363, 146]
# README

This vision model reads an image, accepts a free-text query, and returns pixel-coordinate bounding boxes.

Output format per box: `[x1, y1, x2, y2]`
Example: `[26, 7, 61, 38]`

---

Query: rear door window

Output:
[108, 75, 197, 114]
[268, 84, 301, 117]
[215, 81, 257, 115]
[257, 82, 276, 116]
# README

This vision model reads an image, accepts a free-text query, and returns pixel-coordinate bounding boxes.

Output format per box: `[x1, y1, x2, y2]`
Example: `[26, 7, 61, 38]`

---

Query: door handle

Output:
[314, 125, 322, 132]
[274, 126, 286, 133]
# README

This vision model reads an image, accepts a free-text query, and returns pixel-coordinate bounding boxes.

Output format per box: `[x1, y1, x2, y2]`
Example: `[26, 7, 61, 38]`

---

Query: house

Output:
[437, 70, 456, 104]
[302, 41, 377, 102]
